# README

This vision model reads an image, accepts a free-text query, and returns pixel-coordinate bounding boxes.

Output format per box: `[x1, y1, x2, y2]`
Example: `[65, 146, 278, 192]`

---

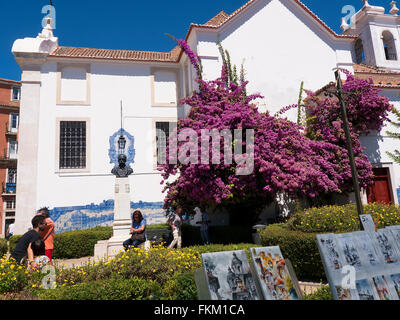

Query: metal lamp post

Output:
[322, 70, 364, 226]
[118, 100, 126, 155]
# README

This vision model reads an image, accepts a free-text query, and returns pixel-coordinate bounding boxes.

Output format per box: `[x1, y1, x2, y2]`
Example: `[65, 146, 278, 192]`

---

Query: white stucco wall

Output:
[34, 61, 179, 211]
[14, 0, 400, 233]
[360, 89, 400, 204]
[190, 0, 353, 120]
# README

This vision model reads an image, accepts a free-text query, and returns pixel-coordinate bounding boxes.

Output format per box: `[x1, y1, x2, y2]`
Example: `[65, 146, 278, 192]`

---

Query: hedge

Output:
[5, 222, 254, 260]
[8, 226, 113, 259]
[0, 239, 7, 256]
[287, 203, 400, 233]
[7, 225, 174, 260]
[36, 277, 162, 300]
[304, 286, 332, 300]
[259, 224, 325, 281]
[34, 243, 258, 300]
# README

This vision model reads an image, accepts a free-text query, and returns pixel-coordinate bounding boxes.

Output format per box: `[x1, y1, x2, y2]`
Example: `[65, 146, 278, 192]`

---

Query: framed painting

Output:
[250, 246, 299, 300]
[201, 250, 260, 300]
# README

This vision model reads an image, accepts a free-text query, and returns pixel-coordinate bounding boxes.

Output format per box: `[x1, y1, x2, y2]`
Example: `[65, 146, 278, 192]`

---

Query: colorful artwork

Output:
[388, 226, 400, 252]
[250, 246, 299, 300]
[317, 234, 342, 271]
[335, 286, 352, 300]
[355, 279, 375, 300]
[390, 274, 400, 299]
[50, 200, 167, 233]
[336, 234, 362, 272]
[108, 128, 135, 167]
[355, 232, 381, 269]
[202, 250, 259, 300]
[373, 230, 399, 264]
[372, 275, 394, 300]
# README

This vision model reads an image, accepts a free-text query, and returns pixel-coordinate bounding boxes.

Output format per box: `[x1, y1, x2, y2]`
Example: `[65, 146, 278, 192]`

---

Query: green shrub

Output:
[162, 271, 197, 300]
[8, 235, 21, 254]
[259, 224, 325, 281]
[0, 255, 47, 294]
[0, 239, 7, 256]
[147, 223, 169, 230]
[36, 277, 162, 300]
[53, 243, 258, 290]
[9, 225, 171, 260]
[52, 227, 113, 259]
[287, 203, 400, 233]
[304, 286, 333, 300]
[189, 243, 260, 258]
[9, 226, 112, 259]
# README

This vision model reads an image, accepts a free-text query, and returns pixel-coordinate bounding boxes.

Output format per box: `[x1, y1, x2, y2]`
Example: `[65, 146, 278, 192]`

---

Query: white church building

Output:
[10, 0, 400, 234]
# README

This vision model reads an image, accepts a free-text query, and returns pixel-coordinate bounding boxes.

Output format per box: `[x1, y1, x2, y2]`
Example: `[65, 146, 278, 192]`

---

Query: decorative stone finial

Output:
[340, 18, 350, 31]
[390, 1, 399, 15]
[38, 17, 54, 39]
[363, 0, 371, 7]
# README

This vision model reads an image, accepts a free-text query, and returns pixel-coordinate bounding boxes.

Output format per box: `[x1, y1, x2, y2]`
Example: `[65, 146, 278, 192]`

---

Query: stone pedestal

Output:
[94, 177, 132, 260]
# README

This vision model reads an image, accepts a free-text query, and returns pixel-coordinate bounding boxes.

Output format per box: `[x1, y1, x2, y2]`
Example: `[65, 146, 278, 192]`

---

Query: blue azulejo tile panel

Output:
[49, 200, 167, 233]
[397, 188, 400, 205]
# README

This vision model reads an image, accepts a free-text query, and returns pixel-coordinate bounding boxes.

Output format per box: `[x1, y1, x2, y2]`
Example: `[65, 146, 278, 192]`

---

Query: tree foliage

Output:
[159, 39, 392, 214]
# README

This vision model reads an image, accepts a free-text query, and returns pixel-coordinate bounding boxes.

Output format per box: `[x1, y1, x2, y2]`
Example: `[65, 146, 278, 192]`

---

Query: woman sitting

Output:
[123, 210, 147, 251]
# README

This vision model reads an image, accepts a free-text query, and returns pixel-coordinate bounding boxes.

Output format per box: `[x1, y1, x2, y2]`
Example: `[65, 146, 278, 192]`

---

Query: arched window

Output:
[354, 38, 366, 64]
[382, 31, 397, 61]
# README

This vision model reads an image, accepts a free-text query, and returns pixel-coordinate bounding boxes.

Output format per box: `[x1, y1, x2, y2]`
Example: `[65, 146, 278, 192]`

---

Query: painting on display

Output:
[355, 279, 376, 300]
[336, 233, 363, 273]
[318, 226, 400, 300]
[390, 273, 400, 298]
[316, 234, 342, 273]
[201, 250, 260, 300]
[353, 231, 382, 272]
[372, 275, 396, 300]
[387, 226, 400, 252]
[334, 285, 352, 300]
[372, 229, 400, 265]
[250, 246, 299, 300]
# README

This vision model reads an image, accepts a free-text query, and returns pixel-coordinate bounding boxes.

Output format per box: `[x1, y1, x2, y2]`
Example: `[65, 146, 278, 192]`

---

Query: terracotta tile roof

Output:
[292, 0, 356, 39]
[49, 0, 356, 64]
[0, 78, 21, 86]
[354, 63, 400, 74]
[49, 46, 180, 63]
[354, 63, 400, 88]
[204, 10, 229, 26]
[188, 0, 356, 39]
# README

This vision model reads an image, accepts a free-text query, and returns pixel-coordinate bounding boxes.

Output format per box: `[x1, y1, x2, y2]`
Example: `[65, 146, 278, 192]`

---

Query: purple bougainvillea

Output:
[159, 39, 392, 210]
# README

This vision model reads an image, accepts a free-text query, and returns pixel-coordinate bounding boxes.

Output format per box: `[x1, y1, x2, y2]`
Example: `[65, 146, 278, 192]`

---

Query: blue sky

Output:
[0, 0, 394, 81]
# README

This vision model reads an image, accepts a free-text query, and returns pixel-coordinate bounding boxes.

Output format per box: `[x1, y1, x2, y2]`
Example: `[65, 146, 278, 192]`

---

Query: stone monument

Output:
[94, 154, 134, 259]
[94, 107, 137, 260]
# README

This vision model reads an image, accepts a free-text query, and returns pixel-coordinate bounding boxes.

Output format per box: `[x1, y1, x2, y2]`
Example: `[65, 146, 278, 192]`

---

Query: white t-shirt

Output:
[8, 223, 15, 234]
[168, 212, 182, 230]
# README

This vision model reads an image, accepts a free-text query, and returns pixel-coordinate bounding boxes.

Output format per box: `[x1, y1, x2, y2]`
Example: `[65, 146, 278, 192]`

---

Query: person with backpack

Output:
[168, 206, 183, 249]
[37, 207, 55, 261]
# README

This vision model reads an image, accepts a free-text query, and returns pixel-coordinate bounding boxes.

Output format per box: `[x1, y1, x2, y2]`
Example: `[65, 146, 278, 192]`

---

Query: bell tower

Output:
[342, 0, 400, 71]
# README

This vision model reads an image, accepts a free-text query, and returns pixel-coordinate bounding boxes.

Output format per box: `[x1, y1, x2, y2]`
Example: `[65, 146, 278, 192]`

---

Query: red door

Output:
[367, 168, 393, 204]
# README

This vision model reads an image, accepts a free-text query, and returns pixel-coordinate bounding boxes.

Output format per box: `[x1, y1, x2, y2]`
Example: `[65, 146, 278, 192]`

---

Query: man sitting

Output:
[11, 215, 47, 269]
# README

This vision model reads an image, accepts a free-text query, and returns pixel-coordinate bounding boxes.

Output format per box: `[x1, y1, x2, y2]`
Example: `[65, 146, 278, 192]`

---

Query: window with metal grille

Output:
[59, 121, 86, 169]
[156, 122, 176, 165]
[6, 200, 15, 210]
[12, 87, 20, 101]
[7, 168, 17, 183]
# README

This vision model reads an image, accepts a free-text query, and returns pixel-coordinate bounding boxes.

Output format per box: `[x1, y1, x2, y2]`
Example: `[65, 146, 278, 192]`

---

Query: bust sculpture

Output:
[111, 154, 133, 177]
